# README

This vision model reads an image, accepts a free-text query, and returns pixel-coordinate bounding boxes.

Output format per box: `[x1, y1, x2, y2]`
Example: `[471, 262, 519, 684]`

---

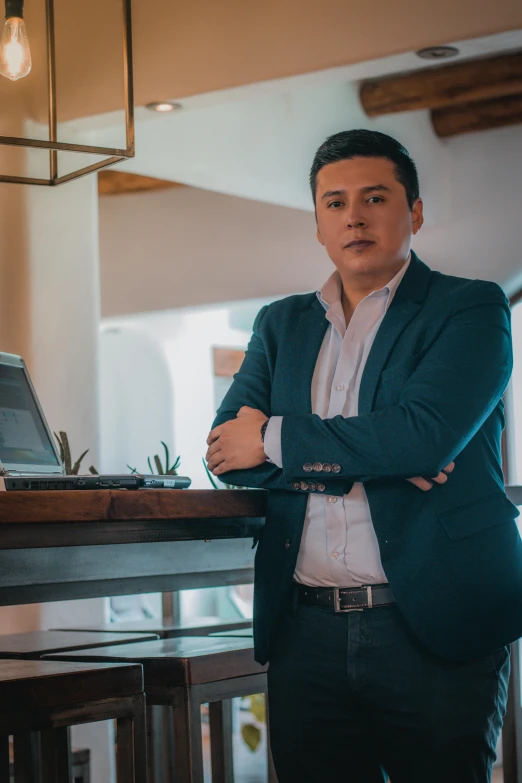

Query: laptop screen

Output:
[0, 363, 60, 468]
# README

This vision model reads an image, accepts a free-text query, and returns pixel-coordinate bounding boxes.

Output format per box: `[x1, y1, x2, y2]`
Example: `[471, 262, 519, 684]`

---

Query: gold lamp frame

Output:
[0, 0, 134, 185]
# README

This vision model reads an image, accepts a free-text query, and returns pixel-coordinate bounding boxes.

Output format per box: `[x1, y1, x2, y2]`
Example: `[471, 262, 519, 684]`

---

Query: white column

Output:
[0, 171, 114, 782]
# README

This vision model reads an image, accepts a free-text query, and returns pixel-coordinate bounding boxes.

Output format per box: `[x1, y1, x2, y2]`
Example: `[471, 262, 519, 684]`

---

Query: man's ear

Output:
[412, 198, 424, 235]
[316, 225, 325, 246]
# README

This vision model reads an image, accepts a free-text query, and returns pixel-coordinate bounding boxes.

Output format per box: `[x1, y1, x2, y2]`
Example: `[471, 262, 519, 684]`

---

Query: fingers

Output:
[206, 426, 221, 447]
[206, 450, 226, 473]
[441, 461, 455, 475]
[205, 440, 222, 462]
[429, 471, 448, 486]
[407, 476, 434, 492]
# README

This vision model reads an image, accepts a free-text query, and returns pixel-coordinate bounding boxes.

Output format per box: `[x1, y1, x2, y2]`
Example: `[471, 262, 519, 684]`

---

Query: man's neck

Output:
[339, 259, 408, 324]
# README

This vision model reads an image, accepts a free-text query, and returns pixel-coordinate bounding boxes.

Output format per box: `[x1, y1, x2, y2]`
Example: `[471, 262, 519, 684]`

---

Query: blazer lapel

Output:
[288, 297, 330, 414]
[358, 254, 432, 416]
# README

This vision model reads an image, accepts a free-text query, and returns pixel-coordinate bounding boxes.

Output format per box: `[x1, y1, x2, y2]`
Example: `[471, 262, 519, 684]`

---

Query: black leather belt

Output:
[296, 582, 395, 613]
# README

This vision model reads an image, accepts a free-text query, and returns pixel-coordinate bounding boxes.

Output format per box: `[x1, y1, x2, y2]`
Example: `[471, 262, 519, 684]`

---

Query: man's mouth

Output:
[345, 240, 375, 249]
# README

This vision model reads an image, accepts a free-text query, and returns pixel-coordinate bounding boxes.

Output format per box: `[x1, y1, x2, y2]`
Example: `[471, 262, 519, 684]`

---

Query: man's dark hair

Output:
[310, 129, 420, 210]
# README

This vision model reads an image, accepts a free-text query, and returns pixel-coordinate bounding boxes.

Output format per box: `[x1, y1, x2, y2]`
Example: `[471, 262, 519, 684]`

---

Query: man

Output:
[206, 130, 522, 782]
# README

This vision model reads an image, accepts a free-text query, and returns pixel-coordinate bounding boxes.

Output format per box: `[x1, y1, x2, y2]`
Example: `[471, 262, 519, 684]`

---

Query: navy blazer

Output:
[213, 253, 522, 664]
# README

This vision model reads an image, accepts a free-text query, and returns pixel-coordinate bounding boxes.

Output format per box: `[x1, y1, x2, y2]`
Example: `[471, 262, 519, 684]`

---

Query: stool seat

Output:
[43, 636, 266, 686]
[53, 616, 252, 638]
[208, 628, 254, 638]
[0, 658, 147, 782]
[0, 658, 143, 710]
[44, 637, 272, 783]
[0, 630, 159, 659]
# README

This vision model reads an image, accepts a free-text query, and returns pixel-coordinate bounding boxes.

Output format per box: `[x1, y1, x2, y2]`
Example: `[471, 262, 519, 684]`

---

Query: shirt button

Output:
[331, 552, 339, 559]
[328, 496, 338, 503]
[336, 384, 345, 391]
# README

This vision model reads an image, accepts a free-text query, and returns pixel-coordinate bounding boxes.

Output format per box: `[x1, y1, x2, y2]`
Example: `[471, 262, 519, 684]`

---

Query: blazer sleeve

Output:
[280, 284, 513, 482]
[210, 306, 293, 491]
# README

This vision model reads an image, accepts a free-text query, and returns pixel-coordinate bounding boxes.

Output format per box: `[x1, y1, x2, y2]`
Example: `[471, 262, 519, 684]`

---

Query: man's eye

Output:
[327, 201, 343, 208]
[368, 196, 384, 203]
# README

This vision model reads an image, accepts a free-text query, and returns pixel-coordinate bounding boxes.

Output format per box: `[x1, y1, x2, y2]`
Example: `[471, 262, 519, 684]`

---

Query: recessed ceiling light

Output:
[145, 101, 183, 112]
[416, 45, 460, 60]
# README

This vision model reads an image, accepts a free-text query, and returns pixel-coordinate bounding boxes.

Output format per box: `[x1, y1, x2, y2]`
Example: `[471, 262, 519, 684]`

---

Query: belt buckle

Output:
[333, 586, 372, 613]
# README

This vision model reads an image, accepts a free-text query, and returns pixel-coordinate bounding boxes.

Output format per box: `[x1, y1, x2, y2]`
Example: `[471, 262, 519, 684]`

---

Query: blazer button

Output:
[317, 483, 326, 492]
[322, 463, 332, 472]
[309, 482, 317, 491]
[285, 539, 291, 550]
[303, 463, 313, 472]
[313, 462, 323, 472]
[332, 464, 341, 473]
[300, 481, 309, 491]
[292, 482, 300, 490]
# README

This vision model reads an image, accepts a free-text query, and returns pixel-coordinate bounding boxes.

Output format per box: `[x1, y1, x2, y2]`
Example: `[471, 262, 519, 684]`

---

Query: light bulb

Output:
[0, 14, 31, 81]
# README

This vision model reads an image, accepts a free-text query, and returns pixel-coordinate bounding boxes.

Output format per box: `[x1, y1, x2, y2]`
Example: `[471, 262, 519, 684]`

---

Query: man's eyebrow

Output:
[320, 184, 392, 200]
[321, 189, 345, 200]
[361, 184, 392, 194]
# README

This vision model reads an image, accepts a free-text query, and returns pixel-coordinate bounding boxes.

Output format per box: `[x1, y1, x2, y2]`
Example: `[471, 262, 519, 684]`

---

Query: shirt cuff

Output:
[263, 416, 283, 468]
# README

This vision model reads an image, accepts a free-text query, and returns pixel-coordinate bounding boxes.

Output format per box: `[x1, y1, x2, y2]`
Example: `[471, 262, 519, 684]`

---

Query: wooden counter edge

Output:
[0, 489, 267, 523]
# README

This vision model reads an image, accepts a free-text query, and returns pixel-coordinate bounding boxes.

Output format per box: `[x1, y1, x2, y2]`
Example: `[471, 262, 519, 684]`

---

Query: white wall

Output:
[100, 301, 271, 487]
[99, 186, 328, 315]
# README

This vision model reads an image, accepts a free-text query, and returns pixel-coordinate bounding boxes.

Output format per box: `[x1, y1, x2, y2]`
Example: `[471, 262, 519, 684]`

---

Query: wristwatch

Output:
[260, 419, 269, 442]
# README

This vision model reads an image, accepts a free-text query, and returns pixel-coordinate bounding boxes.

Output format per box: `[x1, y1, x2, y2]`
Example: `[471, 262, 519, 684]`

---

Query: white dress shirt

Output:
[264, 256, 411, 587]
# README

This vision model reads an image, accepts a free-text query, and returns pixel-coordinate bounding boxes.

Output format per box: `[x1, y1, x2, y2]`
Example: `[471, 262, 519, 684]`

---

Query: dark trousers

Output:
[267, 599, 510, 783]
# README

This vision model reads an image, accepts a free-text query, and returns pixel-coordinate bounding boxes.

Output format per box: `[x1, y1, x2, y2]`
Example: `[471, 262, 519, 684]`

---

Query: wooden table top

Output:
[0, 489, 266, 524]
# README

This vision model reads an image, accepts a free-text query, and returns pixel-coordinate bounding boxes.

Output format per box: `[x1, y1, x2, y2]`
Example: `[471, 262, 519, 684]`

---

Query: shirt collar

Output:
[317, 252, 411, 313]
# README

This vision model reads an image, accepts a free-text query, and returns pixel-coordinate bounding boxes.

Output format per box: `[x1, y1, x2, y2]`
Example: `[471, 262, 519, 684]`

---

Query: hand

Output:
[407, 462, 455, 491]
[206, 406, 268, 475]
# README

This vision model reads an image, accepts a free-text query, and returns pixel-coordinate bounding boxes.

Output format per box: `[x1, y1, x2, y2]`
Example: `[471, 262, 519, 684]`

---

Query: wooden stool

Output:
[208, 628, 254, 638]
[0, 630, 160, 659]
[53, 616, 253, 639]
[0, 658, 146, 783]
[45, 636, 277, 783]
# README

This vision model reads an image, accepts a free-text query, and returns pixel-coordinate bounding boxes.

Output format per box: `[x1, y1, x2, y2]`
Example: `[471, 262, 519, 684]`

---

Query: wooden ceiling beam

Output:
[360, 51, 522, 116]
[98, 170, 185, 197]
[431, 93, 522, 138]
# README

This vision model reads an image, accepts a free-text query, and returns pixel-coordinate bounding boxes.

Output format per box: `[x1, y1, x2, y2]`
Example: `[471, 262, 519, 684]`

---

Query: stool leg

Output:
[13, 732, 41, 783]
[209, 700, 234, 783]
[40, 727, 72, 783]
[171, 688, 204, 783]
[132, 693, 148, 783]
[0, 735, 10, 782]
[116, 716, 134, 783]
[264, 693, 278, 783]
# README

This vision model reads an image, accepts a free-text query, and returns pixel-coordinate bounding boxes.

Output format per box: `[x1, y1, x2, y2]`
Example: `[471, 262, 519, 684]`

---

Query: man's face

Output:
[315, 156, 423, 279]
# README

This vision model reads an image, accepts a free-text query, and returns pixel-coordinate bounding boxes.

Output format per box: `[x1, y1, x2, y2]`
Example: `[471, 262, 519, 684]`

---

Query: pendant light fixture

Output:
[0, 0, 32, 81]
[0, 0, 134, 185]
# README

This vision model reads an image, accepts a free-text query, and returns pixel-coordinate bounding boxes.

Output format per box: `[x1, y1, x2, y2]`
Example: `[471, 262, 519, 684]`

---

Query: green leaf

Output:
[71, 449, 89, 476]
[154, 454, 164, 475]
[241, 723, 261, 752]
[161, 441, 170, 473]
[202, 457, 219, 489]
[249, 694, 266, 723]
[147, 457, 154, 474]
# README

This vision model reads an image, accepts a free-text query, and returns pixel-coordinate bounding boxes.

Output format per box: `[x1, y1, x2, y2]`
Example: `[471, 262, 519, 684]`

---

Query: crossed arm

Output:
[205, 286, 511, 492]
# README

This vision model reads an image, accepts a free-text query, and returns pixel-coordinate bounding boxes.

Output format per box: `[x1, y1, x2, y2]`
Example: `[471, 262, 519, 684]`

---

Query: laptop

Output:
[0, 352, 191, 491]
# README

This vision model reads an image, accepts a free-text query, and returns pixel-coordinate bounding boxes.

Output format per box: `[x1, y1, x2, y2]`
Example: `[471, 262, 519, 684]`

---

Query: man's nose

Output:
[345, 212, 367, 229]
